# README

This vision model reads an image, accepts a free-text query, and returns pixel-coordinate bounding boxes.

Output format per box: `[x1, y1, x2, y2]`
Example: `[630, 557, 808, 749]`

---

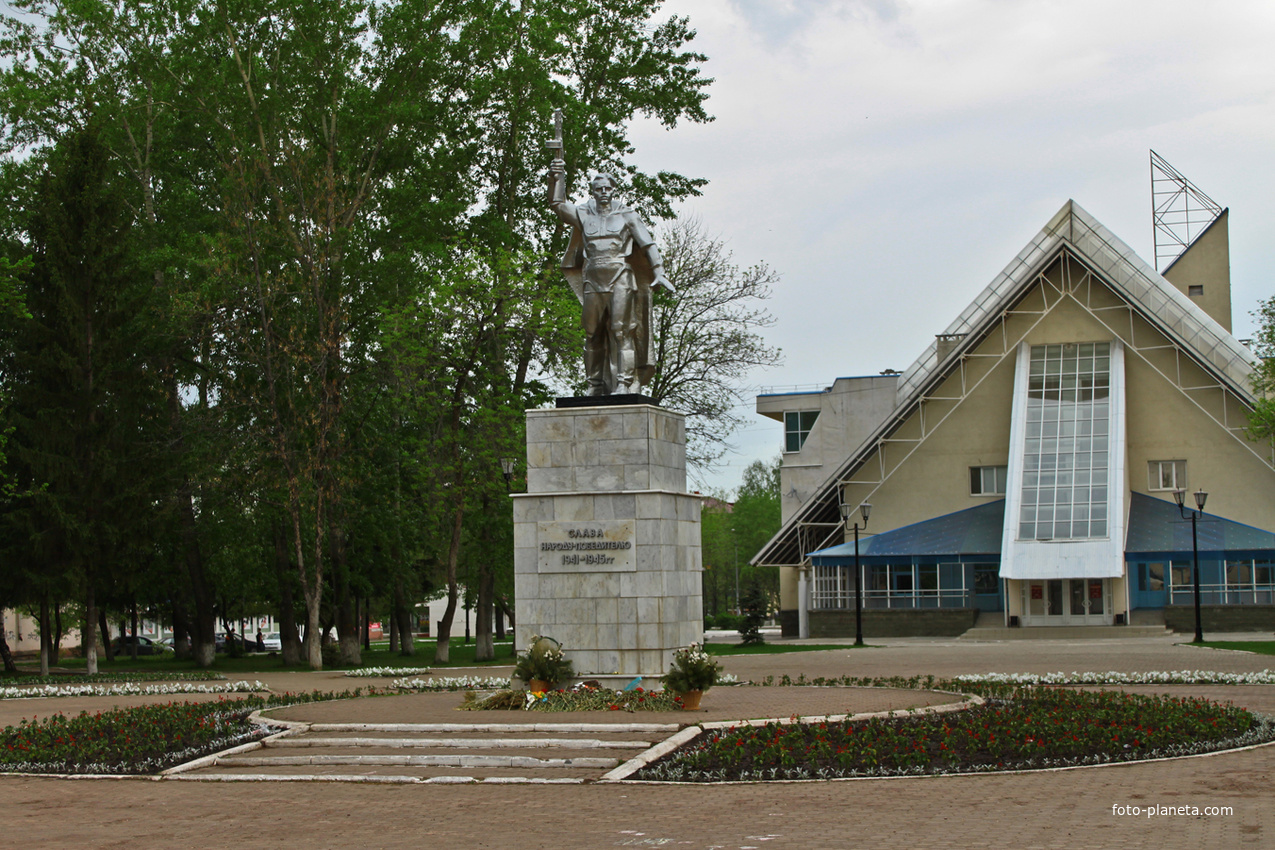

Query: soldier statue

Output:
[547, 111, 673, 396]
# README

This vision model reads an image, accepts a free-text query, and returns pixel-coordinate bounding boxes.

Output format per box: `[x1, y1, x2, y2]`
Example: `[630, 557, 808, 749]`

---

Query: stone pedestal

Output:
[512, 404, 703, 677]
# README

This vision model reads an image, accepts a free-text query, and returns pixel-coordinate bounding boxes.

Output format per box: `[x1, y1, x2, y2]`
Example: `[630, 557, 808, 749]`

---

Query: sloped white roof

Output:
[895, 201, 1257, 407]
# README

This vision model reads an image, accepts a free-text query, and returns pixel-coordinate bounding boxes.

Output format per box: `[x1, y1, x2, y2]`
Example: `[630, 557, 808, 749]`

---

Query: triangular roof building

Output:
[755, 199, 1274, 637]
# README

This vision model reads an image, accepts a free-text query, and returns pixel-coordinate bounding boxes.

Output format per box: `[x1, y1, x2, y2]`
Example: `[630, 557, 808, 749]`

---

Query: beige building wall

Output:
[1162, 210, 1232, 333]
[2, 609, 82, 655]
[758, 376, 899, 614]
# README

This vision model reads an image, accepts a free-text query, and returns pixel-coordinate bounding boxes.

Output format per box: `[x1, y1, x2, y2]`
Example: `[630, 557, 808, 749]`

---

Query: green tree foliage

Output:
[0, 0, 716, 668]
[700, 457, 781, 619]
[2, 127, 162, 674]
[737, 581, 767, 646]
[1249, 296, 1275, 442]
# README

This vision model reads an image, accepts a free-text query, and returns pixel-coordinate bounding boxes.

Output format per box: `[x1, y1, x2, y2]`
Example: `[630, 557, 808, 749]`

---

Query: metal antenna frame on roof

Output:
[1150, 150, 1223, 273]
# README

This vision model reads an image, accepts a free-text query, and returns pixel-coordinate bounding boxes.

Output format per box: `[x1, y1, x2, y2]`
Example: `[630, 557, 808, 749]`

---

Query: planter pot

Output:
[528, 679, 550, 693]
[679, 689, 704, 711]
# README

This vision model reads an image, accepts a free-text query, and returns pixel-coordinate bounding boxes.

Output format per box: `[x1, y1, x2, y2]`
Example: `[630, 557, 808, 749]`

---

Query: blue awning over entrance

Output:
[1124, 492, 1275, 560]
[809, 500, 1005, 564]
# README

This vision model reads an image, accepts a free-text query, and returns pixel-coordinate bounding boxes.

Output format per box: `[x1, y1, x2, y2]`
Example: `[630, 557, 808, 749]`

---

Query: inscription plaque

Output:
[537, 520, 636, 573]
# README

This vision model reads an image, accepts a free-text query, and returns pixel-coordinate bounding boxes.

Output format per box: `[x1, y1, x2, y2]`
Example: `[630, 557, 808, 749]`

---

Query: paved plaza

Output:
[2, 633, 1273, 848]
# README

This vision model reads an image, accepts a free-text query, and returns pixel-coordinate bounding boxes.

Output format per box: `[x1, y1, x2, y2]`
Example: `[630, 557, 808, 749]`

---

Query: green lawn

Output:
[1196, 640, 1275, 656]
[10, 637, 516, 677]
[704, 642, 866, 656]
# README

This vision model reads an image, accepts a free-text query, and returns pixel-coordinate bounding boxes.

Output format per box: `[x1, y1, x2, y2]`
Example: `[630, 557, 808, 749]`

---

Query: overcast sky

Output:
[627, 0, 1275, 494]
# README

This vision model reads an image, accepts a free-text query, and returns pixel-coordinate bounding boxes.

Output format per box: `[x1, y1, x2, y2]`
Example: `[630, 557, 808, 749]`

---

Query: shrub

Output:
[738, 584, 767, 646]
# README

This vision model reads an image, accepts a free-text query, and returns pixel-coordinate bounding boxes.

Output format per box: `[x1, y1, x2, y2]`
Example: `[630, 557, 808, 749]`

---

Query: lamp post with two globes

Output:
[1173, 487, 1208, 644]
[838, 496, 871, 648]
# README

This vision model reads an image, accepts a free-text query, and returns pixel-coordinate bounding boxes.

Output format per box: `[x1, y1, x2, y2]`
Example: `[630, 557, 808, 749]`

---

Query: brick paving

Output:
[2, 634, 1273, 849]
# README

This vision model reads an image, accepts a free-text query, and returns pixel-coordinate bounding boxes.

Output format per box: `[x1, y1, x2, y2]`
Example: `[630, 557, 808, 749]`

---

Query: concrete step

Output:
[176, 720, 677, 785]
[959, 625, 1172, 640]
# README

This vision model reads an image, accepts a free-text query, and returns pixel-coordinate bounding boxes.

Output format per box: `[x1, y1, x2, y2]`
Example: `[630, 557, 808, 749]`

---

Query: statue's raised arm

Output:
[547, 109, 671, 397]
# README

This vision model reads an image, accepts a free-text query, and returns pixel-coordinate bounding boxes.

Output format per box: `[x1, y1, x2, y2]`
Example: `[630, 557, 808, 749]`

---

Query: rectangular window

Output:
[1148, 460, 1187, 491]
[784, 410, 819, 452]
[1018, 343, 1110, 540]
[973, 563, 999, 595]
[970, 465, 1008, 496]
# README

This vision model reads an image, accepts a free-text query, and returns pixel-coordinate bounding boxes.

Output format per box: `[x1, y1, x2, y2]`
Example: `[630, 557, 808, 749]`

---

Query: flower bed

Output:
[462, 685, 683, 712]
[2, 672, 226, 686]
[750, 670, 1275, 689]
[345, 666, 432, 678]
[390, 675, 511, 691]
[0, 690, 372, 775]
[953, 669, 1275, 686]
[635, 688, 1275, 782]
[0, 680, 268, 701]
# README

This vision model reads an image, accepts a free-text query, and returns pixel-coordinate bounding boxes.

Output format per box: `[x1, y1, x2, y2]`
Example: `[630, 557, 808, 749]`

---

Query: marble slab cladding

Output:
[513, 404, 703, 677]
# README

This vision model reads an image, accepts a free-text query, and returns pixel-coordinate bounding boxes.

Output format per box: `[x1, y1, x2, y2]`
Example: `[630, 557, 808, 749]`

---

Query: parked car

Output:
[114, 635, 172, 655]
[262, 632, 282, 651]
[215, 633, 248, 653]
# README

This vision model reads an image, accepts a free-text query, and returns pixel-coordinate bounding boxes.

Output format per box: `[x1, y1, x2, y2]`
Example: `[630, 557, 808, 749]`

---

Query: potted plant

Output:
[661, 643, 722, 710]
[513, 635, 574, 692]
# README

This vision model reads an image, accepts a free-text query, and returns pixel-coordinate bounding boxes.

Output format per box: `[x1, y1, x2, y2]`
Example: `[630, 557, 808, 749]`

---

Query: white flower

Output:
[345, 667, 432, 678]
[0, 680, 267, 700]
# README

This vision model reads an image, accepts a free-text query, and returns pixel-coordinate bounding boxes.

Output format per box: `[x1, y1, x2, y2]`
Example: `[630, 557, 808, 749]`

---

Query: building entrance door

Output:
[1022, 578, 1111, 625]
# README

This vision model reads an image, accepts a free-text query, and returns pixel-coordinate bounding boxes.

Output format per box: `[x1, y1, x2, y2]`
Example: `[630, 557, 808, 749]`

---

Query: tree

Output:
[646, 219, 783, 472]
[0, 0, 716, 670]
[737, 581, 766, 646]
[1249, 296, 1275, 441]
[5, 126, 160, 675]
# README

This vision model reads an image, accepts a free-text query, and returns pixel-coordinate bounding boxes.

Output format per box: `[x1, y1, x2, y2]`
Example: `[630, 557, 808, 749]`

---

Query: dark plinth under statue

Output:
[556, 393, 656, 409]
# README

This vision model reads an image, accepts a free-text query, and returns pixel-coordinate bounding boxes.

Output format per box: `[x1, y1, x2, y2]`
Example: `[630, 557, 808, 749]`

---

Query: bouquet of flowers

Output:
[512, 636, 574, 689]
[661, 643, 722, 694]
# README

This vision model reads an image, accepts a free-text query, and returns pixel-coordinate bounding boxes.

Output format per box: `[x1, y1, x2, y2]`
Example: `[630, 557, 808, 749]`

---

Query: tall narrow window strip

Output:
[1018, 343, 1111, 541]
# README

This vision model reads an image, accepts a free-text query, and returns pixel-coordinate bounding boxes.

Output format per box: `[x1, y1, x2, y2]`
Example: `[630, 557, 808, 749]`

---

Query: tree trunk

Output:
[395, 600, 414, 656]
[99, 609, 115, 662]
[0, 628, 16, 675]
[495, 595, 507, 641]
[474, 562, 495, 661]
[434, 500, 465, 664]
[0, 596, 17, 674]
[387, 603, 398, 654]
[39, 597, 51, 676]
[52, 602, 62, 665]
[84, 586, 98, 675]
[177, 478, 217, 667]
[171, 601, 193, 659]
[333, 525, 360, 667]
[130, 602, 139, 661]
[272, 521, 303, 667]
[391, 577, 413, 656]
[497, 595, 516, 652]
[362, 598, 371, 651]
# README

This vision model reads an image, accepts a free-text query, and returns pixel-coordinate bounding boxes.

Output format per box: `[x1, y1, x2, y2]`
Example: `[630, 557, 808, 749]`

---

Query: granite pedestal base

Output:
[512, 404, 703, 677]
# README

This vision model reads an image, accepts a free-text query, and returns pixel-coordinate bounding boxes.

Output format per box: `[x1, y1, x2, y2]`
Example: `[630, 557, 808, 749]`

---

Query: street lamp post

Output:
[500, 456, 518, 492]
[1173, 488, 1208, 643]
[838, 498, 872, 647]
[730, 526, 740, 615]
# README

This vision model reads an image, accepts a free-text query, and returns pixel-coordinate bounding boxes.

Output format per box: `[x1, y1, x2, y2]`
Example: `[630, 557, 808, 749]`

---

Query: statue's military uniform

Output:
[556, 197, 657, 395]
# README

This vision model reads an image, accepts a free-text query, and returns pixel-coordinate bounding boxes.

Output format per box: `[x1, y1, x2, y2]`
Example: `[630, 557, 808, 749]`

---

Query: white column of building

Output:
[797, 566, 810, 639]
